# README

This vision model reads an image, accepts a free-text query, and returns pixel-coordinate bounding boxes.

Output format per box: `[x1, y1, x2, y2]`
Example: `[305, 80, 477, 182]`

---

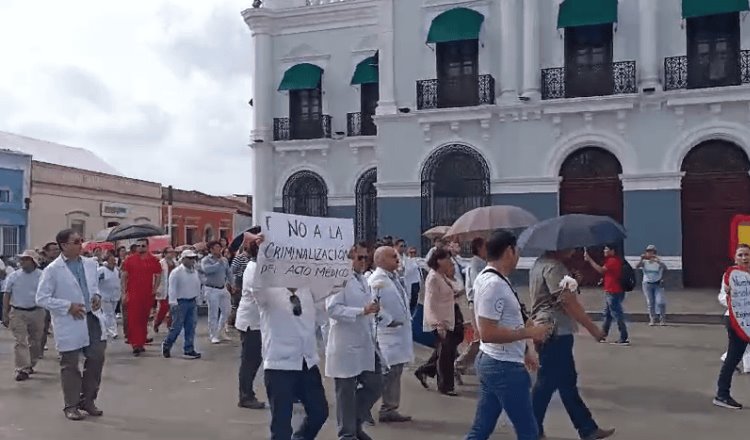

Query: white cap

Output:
[180, 249, 198, 259]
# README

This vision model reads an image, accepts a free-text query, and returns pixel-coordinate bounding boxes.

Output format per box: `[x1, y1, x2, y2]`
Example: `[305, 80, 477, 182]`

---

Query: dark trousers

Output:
[334, 359, 382, 440]
[417, 305, 464, 393]
[717, 317, 749, 398]
[532, 334, 598, 439]
[264, 362, 329, 440]
[409, 283, 420, 315]
[239, 329, 263, 403]
[59, 313, 107, 410]
[40, 310, 51, 357]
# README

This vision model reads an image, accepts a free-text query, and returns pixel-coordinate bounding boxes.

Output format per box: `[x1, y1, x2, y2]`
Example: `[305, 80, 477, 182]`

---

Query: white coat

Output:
[156, 258, 175, 300]
[96, 265, 121, 302]
[36, 256, 108, 352]
[325, 273, 378, 379]
[368, 267, 413, 367]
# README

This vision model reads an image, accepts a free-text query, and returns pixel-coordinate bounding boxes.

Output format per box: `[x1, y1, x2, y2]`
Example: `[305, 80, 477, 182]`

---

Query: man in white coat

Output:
[36, 228, 108, 421]
[326, 242, 382, 440]
[369, 245, 413, 423]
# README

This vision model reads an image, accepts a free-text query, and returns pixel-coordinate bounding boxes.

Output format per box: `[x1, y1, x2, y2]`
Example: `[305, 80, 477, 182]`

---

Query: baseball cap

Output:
[180, 249, 198, 259]
[645, 244, 657, 251]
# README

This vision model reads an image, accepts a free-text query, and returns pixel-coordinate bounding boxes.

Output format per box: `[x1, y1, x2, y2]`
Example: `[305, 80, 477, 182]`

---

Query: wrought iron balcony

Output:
[664, 51, 750, 91]
[541, 61, 637, 100]
[416, 74, 495, 110]
[347, 112, 377, 137]
[273, 115, 332, 141]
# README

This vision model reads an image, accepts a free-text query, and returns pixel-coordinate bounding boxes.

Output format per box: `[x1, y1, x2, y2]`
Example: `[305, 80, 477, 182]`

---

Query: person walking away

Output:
[369, 245, 413, 423]
[395, 239, 421, 314]
[718, 277, 750, 374]
[326, 242, 382, 440]
[530, 249, 614, 440]
[36, 229, 108, 421]
[201, 240, 233, 344]
[415, 247, 464, 396]
[154, 247, 177, 333]
[456, 237, 487, 373]
[584, 245, 629, 345]
[466, 230, 549, 440]
[636, 245, 667, 326]
[121, 238, 162, 356]
[236, 228, 266, 410]
[713, 243, 750, 409]
[161, 250, 202, 360]
[97, 251, 121, 339]
[2, 250, 44, 381]
[247, 232, 329, 439]
[38, 241, 60, 357]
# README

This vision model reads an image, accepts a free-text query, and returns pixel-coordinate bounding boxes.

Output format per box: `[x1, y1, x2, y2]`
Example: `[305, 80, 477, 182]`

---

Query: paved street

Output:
[0, 321, 747, 440]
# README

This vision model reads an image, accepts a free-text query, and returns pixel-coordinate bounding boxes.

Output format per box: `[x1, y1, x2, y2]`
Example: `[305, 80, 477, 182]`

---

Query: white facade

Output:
[244, 0, 750, 287]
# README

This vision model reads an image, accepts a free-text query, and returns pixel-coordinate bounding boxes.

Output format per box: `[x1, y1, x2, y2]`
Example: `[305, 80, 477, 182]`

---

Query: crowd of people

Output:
[0, 225, 748, 439]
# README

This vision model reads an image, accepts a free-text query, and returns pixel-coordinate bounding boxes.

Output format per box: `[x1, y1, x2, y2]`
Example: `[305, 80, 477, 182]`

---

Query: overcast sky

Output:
[0, 0, 255, 195]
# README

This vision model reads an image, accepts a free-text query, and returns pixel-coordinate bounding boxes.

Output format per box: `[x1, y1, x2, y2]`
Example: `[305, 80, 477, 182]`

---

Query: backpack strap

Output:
[481, 267, 529, 322]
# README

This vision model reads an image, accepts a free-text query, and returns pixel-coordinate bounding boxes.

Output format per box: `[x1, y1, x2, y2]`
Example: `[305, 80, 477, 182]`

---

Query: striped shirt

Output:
[230, 253, 250, 288]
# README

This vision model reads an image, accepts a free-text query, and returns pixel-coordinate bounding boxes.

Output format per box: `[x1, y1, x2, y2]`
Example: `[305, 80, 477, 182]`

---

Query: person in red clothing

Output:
[584, 245, 629, 346]
[121, 239, 162, 356]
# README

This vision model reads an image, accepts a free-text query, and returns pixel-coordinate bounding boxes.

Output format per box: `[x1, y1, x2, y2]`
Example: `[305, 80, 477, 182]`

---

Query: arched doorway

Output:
[681, 140, 750, 287]
[559, 146, 623, 285]
[355, 168, 378, 245]
[421, 144, 490, 252]
[282, 170, 328, 217]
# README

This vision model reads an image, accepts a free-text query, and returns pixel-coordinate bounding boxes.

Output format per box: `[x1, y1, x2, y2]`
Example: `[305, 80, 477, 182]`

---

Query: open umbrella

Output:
[229, 226, 262, 252]
[422, 225, 450, 240]
[97, 223, 165, 242]
[518, 214, 626, 255]
[444, 205, 538, 242]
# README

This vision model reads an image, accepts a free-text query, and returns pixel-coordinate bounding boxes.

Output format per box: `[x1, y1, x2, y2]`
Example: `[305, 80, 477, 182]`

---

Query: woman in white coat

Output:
[97, 251, 121, 338]
[368, 245, 413, 424]
[36, 228, 108, 421]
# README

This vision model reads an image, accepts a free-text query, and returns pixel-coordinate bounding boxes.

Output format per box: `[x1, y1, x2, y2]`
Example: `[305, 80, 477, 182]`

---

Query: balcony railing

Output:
[416, 74, 495, 110]
[541, 61, 637, 100]
[664, 51, 750, 91]
[347, 112, 377, 136]
[273, 115, 332, 141]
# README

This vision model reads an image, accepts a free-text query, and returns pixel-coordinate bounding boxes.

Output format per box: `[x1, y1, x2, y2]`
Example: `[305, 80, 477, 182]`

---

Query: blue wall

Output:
[378, 197, 422, 250]
[328, 205, 355, 220]
[0, 167, 27, 250]
[491, 193, 558, 222]
[623, 190, 681, 256]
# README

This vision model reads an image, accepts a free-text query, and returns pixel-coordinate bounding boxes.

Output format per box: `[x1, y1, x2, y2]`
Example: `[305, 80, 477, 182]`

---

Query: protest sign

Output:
[726, 267, 750, 342]
[253, 211, 354, 295]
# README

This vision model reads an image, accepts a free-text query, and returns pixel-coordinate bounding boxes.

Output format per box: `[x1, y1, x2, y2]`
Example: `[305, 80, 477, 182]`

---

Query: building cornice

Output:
[242, 0, 378, 36]
[272, 139, 332, 157]
[491, 177, 560, 194]
[375, 181, 421, 198]
[621, 172, 684, 191]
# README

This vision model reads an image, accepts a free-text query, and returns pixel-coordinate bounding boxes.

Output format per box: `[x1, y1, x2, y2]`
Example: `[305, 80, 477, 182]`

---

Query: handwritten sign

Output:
[253, 211, 354, 293]
[726, 268, 750, 342]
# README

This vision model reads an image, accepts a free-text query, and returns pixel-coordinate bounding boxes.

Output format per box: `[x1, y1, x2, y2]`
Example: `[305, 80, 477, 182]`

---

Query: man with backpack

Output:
[584, 245, 632, 346]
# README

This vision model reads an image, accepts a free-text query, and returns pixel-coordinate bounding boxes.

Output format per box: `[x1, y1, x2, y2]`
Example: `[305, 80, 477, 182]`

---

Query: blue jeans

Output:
[642, 282, 666, 319]
[602, 292, 628, 342]
[532, 334, 598, 439]
[466, 353, 538, 440]
[163, 298, 197, 353]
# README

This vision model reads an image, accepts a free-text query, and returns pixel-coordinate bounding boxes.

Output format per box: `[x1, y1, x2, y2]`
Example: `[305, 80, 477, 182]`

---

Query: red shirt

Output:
[122, 253, 162, 297]
[602, 255, 623, 293]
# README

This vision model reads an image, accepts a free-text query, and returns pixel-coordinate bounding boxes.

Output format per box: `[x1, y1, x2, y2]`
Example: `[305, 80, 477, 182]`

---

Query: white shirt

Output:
[251, 285, 320, 371]
[474, 269, 525, 364]
[235, 260, 261, 332]
[168, 264, 201, 305]
[97, 266, 121, 302]
[401, 254, 422, 286]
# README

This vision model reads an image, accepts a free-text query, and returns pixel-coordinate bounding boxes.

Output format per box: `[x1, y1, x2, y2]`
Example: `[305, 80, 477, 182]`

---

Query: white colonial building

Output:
[243, 0, 750, 287]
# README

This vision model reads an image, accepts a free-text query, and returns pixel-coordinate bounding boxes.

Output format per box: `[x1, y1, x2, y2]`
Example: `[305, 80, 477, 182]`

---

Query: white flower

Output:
[370, 279, 387, 290]
[559, 275, 578, 292]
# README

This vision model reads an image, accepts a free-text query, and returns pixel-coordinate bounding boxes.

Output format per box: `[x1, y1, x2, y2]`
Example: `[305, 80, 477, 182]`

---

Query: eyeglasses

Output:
[289, 293, 302, 316]
[356, 255, 368, 261]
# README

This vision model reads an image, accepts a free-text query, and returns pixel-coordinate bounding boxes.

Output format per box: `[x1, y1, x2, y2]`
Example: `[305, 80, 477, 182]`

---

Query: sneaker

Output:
[162, 345, 171, 358]
[210, 337, 221, 344]
[184, 351, 202, 359]
[583, 428, 616, 439]
[713, 396, 743, 409]
[648, 319, 656, 326]
[238, 398, 265, 409]
[15, 371, 29, 381]
[378, 412, 412, 423]
[659, 317, 667, 326]
[611, 340, 630, 346]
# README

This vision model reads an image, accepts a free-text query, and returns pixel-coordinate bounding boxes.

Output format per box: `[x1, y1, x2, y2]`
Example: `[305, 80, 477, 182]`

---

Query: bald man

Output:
[368, 246, 413, 423]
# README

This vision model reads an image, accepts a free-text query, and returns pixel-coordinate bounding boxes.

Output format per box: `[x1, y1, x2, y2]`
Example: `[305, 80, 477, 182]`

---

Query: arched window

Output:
[421, 144, 490, 251]
[282, 170, 328, 217]
[355, 168, 378, 245]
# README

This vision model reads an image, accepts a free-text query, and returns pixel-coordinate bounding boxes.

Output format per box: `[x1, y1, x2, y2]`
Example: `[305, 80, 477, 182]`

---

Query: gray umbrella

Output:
[97, 223, 165, 242]
[518, 214, 626, 255]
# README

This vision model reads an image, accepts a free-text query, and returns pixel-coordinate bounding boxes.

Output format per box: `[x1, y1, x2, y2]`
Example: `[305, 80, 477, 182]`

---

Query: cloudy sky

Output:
[0, 0, 255, 195]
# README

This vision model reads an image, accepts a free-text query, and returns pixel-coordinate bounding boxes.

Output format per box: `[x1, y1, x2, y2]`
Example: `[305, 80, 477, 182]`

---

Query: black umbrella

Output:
[97, 223, 165, 242]
[518, 214, 626, 255]
[229, 226, 262, 252]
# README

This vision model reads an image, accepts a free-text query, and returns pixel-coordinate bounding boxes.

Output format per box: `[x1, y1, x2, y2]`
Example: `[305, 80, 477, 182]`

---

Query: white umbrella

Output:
[444, 205, 538, 242]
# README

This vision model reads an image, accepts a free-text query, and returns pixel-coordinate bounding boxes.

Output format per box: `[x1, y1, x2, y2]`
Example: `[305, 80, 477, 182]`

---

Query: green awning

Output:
[682, 0, 749, 18]
[277, 63, 323, 91]
[350, 56, 378, 85]
[426, 7, 485, 44]
[557, 0, 618, 28]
